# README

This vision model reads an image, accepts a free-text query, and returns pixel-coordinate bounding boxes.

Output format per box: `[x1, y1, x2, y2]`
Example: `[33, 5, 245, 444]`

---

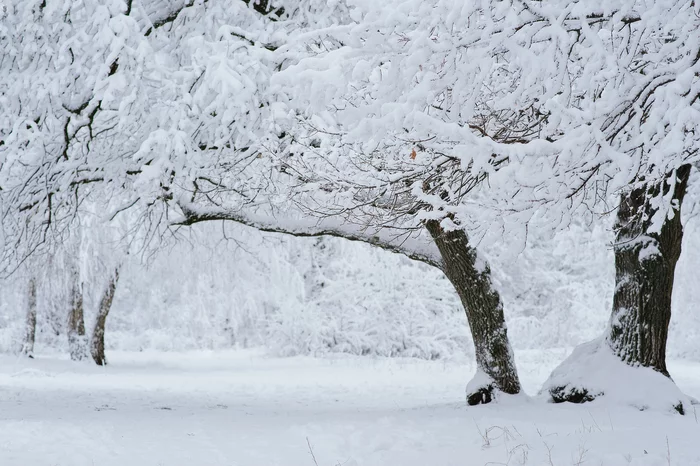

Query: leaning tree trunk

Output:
[20, 277, 37, 358]
[608, 164, 692, 376]
[67, 268, 88, 361]
[425, 220, 521, 404]
[91, 268, 120, 366]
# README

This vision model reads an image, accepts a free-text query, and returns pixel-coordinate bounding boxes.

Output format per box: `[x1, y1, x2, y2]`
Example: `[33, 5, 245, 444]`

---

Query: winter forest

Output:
[1, 0, 700, 464]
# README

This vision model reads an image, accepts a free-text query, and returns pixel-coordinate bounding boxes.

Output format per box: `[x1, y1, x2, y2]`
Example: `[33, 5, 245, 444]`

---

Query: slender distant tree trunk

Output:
[608, 164, 692, 376]
[425, 220, 521, 404]
[21, 277, 37, 357]
[91, 268, 120, 366]
[67, 267, 88, 361]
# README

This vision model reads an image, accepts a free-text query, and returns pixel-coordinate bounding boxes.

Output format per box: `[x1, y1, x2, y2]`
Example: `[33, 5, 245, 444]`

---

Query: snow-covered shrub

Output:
[1, 215, 699, 361]
[264, 238, 469, 359]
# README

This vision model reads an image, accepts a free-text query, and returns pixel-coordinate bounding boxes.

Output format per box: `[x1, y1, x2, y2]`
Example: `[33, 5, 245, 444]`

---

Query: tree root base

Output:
[549, 384, 686, 415]
[549, 385, 601, 404]
[673, 402, 685, 415]
[467, 384, 496, 406]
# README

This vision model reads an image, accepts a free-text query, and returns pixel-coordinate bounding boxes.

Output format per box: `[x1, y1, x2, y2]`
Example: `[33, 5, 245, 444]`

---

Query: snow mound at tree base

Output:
[541, 338, 690, 414]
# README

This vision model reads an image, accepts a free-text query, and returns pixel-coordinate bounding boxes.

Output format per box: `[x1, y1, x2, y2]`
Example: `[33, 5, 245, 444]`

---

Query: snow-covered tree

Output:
[0, 0, 155, 269]
[169, 1, 697, 405]
[90, 266, 119, 365]
[2, 0, 698, 406]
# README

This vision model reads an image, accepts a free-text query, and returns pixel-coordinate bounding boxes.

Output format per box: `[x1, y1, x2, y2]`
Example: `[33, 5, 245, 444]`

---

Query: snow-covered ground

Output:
[1, 350, 699, 466]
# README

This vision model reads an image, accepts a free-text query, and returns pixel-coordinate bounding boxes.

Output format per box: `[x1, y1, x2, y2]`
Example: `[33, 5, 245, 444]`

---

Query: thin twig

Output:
[307, 437, 320, 466]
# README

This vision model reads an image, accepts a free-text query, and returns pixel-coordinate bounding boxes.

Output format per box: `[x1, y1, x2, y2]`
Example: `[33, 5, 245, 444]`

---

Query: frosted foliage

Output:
[0, 223, 469, 358]
[272, 0, 699, 241]
[2, 0, 697, 271]
[264, 238, 470, 359]
[111, 229, 471, 358]
[1, 217, 698, 361]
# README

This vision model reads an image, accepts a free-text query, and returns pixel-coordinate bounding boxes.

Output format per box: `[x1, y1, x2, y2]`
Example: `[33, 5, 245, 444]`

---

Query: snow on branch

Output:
[146, 0, 206, 35]
[146, 0, 284, 37]
[175, 200, 443, 268]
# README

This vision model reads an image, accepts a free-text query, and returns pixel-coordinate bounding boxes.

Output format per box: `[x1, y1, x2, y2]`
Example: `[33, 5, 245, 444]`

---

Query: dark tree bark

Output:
[608, 164, 692, 376]
[67, 267, 88, 361]
[21, 277, 37, 358]
[550, 165, 692, 410]
[425, 220, 521, 404]
[91, 268, 120, 366]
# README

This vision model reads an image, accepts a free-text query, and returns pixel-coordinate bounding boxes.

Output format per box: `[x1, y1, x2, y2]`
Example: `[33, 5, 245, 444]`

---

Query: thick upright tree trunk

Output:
[67, 268, 88, 361]
[425, 220, 521, 404]
[21, 278, 37, 357]
[91, 268, 120, 366]
[547, 165, 692, 410]
[608, 164, 691, 376]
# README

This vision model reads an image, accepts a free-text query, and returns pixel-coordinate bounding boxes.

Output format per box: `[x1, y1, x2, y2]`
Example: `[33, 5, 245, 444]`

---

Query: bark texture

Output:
[609, 164, 692, 376]
[91, 268, 120, 366]
[67, 268, 88, 361]
[549, 165, 692, 410]
[21, 277, 37, 357]
[425, 220, 521, 404]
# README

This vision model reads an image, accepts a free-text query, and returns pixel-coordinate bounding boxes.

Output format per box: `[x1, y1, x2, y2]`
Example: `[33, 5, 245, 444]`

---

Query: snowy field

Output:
[2, 350, 700, 466]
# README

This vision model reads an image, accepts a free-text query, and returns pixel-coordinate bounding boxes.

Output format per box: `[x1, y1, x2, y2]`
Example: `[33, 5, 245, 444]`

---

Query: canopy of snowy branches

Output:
[0, 0, 698, 269]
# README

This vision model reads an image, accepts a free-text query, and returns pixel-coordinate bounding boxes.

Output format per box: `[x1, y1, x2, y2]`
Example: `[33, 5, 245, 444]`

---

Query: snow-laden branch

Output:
[174, 200, 443, 268]
[3, 0, 697, 271]
[146, 0, 205, 35]
[146, 0, 284, 36]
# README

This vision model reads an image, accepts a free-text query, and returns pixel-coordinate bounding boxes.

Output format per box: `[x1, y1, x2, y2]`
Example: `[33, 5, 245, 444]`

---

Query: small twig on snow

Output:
[307, 437, 320, 466]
